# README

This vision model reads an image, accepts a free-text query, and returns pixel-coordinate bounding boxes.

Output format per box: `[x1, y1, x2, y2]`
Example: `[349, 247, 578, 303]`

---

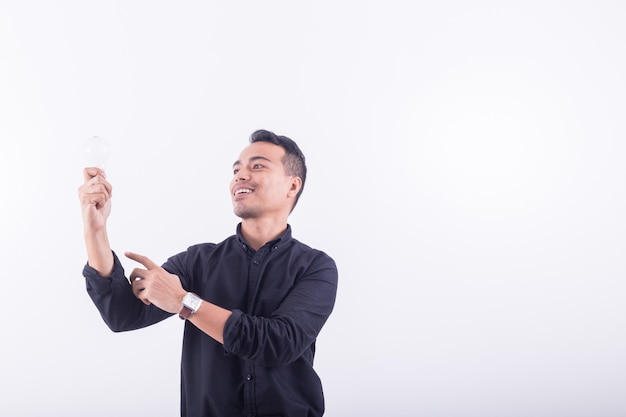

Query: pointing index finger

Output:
[125, 251, 160, 270]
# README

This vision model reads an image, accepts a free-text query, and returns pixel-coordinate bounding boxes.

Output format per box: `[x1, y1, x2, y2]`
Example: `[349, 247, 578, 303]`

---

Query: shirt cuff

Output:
[83, 251, 127, 295]
[222, 309, 244, 352]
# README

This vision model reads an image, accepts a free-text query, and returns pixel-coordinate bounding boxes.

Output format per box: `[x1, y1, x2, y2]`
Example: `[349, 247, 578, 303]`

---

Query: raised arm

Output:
[78, 167, 114, 276]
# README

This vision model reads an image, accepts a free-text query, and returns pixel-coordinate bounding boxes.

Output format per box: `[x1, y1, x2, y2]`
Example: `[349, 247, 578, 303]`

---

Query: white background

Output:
[1, 1, 625, 416]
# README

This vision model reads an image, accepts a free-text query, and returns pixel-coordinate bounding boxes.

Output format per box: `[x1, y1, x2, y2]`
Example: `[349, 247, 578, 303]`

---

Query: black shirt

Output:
[84, 224, 338, 417]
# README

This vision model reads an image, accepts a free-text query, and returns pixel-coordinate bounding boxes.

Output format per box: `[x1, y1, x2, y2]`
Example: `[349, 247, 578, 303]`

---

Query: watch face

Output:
[183, 293, 202, 311]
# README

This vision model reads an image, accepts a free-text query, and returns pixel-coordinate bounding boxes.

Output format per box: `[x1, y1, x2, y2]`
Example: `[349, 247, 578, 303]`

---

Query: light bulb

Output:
[85, 136, 110, 170]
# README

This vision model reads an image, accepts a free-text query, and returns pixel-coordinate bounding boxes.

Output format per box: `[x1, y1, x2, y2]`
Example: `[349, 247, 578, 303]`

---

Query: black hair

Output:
[249, 129, 307, 211]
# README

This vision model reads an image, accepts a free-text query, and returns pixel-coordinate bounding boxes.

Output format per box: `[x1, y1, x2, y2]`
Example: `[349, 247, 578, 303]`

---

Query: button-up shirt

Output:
[84, 224, 338, 417]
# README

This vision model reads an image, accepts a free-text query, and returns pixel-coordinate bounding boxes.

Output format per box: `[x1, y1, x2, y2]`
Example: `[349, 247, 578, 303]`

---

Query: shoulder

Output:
[287, 238, 338, 272]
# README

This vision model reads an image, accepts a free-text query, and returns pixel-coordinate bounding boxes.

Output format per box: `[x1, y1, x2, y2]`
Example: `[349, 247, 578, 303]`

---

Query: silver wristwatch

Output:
[179, 292, 202, 320]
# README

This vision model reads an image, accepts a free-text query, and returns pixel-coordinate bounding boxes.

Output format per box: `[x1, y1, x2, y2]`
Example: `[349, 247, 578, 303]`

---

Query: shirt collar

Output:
[236, 223, 292, 251]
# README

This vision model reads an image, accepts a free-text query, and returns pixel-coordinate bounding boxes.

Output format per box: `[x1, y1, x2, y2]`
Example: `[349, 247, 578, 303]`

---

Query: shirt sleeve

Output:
[222, 251, 338, 367]
[84, 251, 172, 332]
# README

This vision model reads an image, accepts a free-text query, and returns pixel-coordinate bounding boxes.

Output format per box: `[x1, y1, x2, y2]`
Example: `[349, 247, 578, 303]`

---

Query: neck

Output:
[240, 217, 288, 251]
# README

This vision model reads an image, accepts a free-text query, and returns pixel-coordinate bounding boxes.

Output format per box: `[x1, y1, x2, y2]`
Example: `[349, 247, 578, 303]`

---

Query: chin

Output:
[233, 207, 260, 220]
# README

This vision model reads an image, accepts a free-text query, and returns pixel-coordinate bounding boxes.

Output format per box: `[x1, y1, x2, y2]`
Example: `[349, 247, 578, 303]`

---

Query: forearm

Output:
[84, 229, 114, 277]
[188, 301, 233, 345]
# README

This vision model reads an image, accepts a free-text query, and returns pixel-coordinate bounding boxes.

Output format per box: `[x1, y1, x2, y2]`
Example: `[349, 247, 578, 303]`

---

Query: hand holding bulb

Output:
[81, 135, 112, 225]
[79, 135, 114, 278]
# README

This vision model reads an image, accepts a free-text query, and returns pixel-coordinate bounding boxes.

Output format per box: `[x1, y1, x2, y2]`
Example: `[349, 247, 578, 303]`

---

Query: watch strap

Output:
[179, 305, 194, 320]
[179, 292, 200, 320]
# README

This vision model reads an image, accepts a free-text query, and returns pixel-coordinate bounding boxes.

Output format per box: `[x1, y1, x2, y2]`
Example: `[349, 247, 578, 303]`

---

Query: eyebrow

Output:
[233, 155, 273, 168]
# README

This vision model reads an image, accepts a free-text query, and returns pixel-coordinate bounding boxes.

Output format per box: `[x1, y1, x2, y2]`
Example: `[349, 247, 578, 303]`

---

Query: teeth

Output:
[235, 189, 252, 195]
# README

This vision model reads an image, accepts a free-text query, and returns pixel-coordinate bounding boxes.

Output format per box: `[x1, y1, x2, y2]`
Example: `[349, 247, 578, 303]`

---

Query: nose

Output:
[234, 168, 249, 182]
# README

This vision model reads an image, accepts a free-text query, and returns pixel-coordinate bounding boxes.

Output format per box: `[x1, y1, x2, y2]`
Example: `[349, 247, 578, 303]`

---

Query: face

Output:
[230, 141, 301, 220]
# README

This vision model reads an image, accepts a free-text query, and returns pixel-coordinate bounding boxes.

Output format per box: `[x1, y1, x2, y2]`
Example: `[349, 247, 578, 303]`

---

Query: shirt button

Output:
[246, 374, 253, 381]
[253, 260, 259, 265]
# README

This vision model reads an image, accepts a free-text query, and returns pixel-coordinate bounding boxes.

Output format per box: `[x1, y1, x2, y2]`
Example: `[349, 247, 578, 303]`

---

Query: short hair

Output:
[249, 129, 307, 211]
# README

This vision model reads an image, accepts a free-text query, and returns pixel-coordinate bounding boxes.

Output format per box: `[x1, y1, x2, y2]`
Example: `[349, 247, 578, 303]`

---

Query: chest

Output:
[192, 249, 306, 315]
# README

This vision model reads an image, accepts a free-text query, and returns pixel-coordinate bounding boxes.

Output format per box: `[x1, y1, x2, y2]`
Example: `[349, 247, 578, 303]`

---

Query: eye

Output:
[252, 163, 264, 169]
[233, 168, 240, 175]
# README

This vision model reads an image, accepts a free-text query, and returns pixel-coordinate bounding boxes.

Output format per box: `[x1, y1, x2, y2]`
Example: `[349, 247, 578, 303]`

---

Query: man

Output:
[78, 129, 338, 417]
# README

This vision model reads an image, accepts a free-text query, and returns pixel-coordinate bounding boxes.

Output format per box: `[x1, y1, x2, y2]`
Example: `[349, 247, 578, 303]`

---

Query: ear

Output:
[287, 176, 302, 198]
